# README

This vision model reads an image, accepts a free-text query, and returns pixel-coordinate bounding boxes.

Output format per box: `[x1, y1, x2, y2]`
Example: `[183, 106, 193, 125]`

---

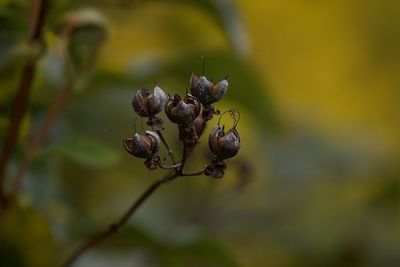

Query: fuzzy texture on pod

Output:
[209, 125, 240, 160]
[165, 94, 201, 125]
[190, 74, 228, 105]
[132, 86, 167, 117]
[123, 131, 160, 159]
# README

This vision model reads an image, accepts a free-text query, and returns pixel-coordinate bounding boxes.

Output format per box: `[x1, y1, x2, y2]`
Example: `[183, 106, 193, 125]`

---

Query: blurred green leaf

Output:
[52, 135, 120, 168]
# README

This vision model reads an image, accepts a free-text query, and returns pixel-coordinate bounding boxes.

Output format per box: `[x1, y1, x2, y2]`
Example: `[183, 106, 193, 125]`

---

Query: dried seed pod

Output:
[208, 109, 240, 160]
[132, 86, 167, 117]
[123, 130, 160, 159]
[209, 126, 240, 160]
[165, 94, 200, 125]
[190, 74, 228, 105]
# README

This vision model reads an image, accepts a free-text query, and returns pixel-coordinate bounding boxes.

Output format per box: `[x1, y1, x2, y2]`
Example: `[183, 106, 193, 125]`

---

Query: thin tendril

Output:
[217, 108, 240, 128]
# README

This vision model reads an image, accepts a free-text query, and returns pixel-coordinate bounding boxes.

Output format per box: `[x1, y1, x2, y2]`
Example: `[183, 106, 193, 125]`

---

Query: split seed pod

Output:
[190, 74, 228, 105]
[132, 86, 167, 117]
[165, 94, 201, 125]
[209, 109, 240, 159]
[123, 130, 160, 159]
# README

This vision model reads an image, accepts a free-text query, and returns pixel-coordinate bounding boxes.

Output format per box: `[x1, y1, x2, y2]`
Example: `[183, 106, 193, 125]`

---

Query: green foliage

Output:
[52, 135, 119, 168]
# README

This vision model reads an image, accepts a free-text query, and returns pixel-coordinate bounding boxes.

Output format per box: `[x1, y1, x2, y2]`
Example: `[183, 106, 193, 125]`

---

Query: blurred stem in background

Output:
[6, 25, 105, 209]
[6, 80, 72, 208]
[0, 0, 48, 211]
[0, 5, 107, 214]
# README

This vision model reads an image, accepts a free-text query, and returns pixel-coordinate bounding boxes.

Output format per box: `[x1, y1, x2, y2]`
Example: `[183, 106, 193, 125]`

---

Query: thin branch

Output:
[158, 162, 182, 170]
[178, 108, 212, 174]
[178, 144, 190, 174]
[0, 0, 48, 207]
[62, 171, 179, 267]
[156, 130, 176, 165]
[181, 170, 205, 176]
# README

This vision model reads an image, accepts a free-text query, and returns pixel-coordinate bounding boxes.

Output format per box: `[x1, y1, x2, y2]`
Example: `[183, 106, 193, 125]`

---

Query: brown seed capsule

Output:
[209, 125, 240, 160]
[190, 74, 228, 105]
[165, 94, 200, 125]
[123, 130, 160, 159]
[132, 86, 167, 117]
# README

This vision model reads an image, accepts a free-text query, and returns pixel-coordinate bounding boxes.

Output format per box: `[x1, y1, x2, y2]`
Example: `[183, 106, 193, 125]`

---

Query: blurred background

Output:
[1, 0, 400, 266]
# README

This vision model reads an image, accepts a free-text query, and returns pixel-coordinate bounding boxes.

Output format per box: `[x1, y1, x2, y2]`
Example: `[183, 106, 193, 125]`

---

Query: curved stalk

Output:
[62, 171, 179, 267]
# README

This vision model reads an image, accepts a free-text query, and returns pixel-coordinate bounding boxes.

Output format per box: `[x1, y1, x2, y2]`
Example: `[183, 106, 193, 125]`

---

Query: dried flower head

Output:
[132, 86, 167, 117]
[190, 74, 228, 105]
[208, 109, 240, 160]
[123, 130, 160, 159]
[165, 94, 201, 125]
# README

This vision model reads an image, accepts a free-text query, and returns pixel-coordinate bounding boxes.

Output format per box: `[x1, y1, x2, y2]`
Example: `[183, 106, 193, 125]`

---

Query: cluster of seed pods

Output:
[123, 72, 241, 178]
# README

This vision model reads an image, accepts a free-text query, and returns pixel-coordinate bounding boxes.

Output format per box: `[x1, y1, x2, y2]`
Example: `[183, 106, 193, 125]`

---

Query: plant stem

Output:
[62, 171, 179, 267]
[156, 130, 176, 165]
[181, 170, 205, 176]
[5, 81, 72, 207]
[0, 0, 47, 207]
[178, 144, 194, 174]
[178, 108, 212, 174]
[3, 15, 102, 209]
[0, 0, 46, 205]
[158, 162, 182, 170]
